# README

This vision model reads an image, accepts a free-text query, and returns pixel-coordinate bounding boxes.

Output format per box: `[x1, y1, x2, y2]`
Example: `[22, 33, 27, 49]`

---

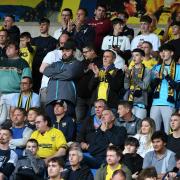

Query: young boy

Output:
[124, 48, 151, 119]
[26, 107, 40, 130]
[13, 138, 46, 180]
[122, 137, 143, 179]
[20, 32, 36, 70]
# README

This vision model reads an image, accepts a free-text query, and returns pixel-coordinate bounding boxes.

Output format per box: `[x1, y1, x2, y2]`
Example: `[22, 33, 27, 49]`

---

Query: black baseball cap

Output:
[60, 40, 76, 51]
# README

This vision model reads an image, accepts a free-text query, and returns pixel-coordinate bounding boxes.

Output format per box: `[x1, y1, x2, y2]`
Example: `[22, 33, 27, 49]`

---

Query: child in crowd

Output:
[124, 48, 151, 119]
[26, 107, 40, 130]
[19, 32, 36, 70]
[134, 117, 155, 158]
[122, 137, 143, 179]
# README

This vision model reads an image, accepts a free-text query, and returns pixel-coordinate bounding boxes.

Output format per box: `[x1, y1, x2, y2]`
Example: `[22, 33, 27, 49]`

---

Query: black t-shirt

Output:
[167, 134, 180, 154]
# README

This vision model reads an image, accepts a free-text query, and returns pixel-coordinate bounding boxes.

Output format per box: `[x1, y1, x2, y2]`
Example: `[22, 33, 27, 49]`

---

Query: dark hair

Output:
[104, 50, 116, 59]
[62, 8, 73, 19]
[4, 14, 15, 22]
[112, 18, 124, 25]
[151, 130, 168, 143]
[132, 48, 145, 56]
[112, 169, 126, 178]
[159, 43, 175, 52]
[48, 157, 64, 168]
[82, 43, 97, 53]
[39, 17, 50, 24]
[20, 32, 32, 39]
[38, 114, 52, 127]
[26, 138, 38, 147]
[171, 112, 180, 118]
[107, 145, 123, 158]
[22, 76, 33, 84]
[142, 41, 153, 49]
[0, 29, 8, 35]
[96, 3, 107, 11]
[137, 167, 157, 180]
[175, 153, 180, 161]
[140, 15, 152, 24]
[78, 8, 88, 17]
[14, 107, 27, 116]
[125, 137, 139, 148]
[118, 101, 133, 110]
[6, 40, 19, 50]
[0, 127, 13, 136]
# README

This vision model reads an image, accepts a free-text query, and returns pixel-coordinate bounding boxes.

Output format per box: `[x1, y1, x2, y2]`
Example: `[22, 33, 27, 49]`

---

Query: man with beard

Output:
[43, 39, 83, 120]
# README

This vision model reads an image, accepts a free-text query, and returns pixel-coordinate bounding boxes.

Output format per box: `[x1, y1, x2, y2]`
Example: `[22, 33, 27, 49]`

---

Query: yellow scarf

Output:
[154, 60, 176, 103]
[128, 64, 145, 101]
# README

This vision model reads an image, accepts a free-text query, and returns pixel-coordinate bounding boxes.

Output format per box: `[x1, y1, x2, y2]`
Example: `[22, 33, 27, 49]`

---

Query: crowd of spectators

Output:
[0, 3, 180, 180]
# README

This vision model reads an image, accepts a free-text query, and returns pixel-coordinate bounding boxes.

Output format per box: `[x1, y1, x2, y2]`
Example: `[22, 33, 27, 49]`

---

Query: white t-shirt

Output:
[101, 35, 129, 70]
[53, 27, 63, 40]
[41, 49, 62, 89]
[131, 33, 161, 51]
[101, 35, 131, 51]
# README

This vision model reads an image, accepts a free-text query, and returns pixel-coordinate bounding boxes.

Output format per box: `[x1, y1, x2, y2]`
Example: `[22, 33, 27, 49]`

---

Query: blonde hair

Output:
[138, 117, 156, 148]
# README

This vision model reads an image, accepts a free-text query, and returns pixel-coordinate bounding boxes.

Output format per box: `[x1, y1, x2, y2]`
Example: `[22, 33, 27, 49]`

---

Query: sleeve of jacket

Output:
[105, 126, 127, 147]
[95, 167, 104, 180]
[48, 61, 84, 80]
[106, 69, 124, 91]
[88, 76, 100, 92]
[165, 75, 180, 90]
[43, 61, 64, 77]
[10, 127, 33, 148]
[66, 118, 76, 142]
[0, 101, 8, 125]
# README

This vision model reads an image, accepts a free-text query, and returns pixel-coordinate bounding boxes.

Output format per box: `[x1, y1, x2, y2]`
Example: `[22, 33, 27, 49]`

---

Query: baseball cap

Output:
[52, 100, 68, 109]
[60, 40, 76, 51]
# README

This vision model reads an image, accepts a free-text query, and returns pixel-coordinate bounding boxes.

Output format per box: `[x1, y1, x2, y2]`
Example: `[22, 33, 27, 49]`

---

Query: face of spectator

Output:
[172, 25, 180, 35]
[59, 34, 69, 48]
[103, 51, 115, 67]
[140, 22, 150, 34]
[0, 129, 11, 145]
[61, 10, 72, 23]
[69, 150, 82, 167]
[124, 144, 137, 154]
[132, 52, 143, 65]
[94, 101, 106, 118]
[12, 110, 26, 126]
[48, 161, 63, 179]
[54, 104, 66, 116]
[106, 150, 120, 166]
[6, 44, 19, 58]
[26, 142, 38, 156]
[82, 47, 94, 60]
[76, 9, 86, 24]
[152, 138, 166, 152]
[112, 174, 126, 180]
[124, 0, 137, 16]
[118, 13, 127, 24]
[113, 23, 124, 33]
[39, 22, 49, 34]
[145, 178, 157, 180]
[141, 43, 152, 56]
[141, 120, 151, 134]
[170, 115, 180, 131]
[160, 50, 173, 62]
[117, 105, 130, 118]
[95, 6, 106, 20]
[62, 49, 74, 60]
[101, 110, 114, 125]
[3, 16, 14, 30]
[20, 78, 32, 92]
[27, 110, 38, 123]
[0, 30, 8, 45]
[176, 159, 180, 170]
[20, 37, 30, 48]
[35, 115, 48, 133]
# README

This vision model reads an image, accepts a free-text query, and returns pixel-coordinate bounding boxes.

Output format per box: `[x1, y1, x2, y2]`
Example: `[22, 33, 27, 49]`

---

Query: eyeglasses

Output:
[82, 50, 90, 54]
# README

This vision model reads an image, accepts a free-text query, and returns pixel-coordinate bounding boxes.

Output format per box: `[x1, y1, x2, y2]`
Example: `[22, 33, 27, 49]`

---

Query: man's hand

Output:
[81, 142, 89, 150]
[91, 64, 99, 77]
[0, 172, 5, 180]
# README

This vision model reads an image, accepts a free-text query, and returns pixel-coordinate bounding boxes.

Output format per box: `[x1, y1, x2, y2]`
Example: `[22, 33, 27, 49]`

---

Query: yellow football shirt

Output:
[106, 164, 122, 180]
[31, 127, 67, 158]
